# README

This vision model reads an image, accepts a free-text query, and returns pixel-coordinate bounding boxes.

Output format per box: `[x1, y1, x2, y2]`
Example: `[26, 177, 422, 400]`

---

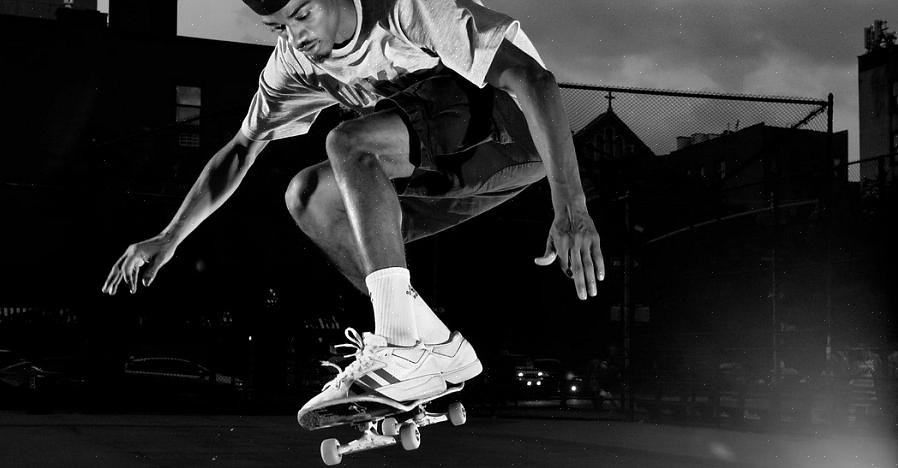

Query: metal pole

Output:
[767, 136, 780, 381]
[770, 151, 781, 426]
[825, 94, 834, 365]
[771, 198, 778, 378]
[623, 193, 634, 421]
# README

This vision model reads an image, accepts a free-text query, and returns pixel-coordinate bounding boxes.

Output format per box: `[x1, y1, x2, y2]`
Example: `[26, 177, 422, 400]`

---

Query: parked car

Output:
[0, 354, 93, 410]
[0, 356, 32, 391]
[122, 357, 245, 406]
[531, 358, 585, 402]
[0, 357, 36, 409]
[513, 356, 542, 394]
[28, 356, 91, 392]
[492, 354, 582, 400]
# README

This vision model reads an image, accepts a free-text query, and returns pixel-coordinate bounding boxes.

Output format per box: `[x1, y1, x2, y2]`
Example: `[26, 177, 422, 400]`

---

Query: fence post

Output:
[824, 93, 836, 429]
[623, 191, 635, 422]
[825, 93, 834, 366]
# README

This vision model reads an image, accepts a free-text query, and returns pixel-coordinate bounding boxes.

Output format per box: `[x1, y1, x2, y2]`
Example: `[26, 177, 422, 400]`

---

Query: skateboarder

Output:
[102, 0, 604, 410]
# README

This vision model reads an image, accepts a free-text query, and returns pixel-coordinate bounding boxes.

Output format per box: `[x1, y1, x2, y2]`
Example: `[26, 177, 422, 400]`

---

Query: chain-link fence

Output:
[558, 83, 831, 157]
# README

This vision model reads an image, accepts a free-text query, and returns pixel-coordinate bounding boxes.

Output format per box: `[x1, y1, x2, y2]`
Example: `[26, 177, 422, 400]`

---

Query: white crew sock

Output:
[366, 267, 418, 346]
[408, 286, 451, 344]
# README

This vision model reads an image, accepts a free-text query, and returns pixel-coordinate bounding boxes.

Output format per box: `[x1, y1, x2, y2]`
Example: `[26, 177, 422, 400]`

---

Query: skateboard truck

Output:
[318, 399, 467, 465]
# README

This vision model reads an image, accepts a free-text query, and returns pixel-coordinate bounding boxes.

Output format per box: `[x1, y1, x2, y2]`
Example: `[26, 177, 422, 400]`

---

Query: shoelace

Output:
[319, 328, 380, 391]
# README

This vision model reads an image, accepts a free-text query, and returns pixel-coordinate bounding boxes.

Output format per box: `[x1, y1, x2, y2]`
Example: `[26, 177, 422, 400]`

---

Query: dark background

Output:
[1, 3, 895, 423]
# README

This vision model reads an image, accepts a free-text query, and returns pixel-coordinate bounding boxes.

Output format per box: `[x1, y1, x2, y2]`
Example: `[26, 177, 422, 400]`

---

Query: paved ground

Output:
[1, 410, 895, 468]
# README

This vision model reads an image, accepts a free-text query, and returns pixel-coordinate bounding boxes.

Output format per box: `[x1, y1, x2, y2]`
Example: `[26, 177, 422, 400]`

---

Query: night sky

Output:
[122, 0, 898, 163]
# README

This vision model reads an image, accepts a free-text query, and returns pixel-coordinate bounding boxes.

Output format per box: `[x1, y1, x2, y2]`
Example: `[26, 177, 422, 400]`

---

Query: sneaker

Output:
[426, 331, 483, 385]
[299, 328, 447, 412]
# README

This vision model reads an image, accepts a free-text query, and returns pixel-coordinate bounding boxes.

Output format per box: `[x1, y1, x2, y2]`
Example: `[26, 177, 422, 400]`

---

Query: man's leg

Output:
[284, 160, 367, 293]
[285, 110, 451, 345]
[325, 111, 423, 346]
[323, 112, 413, 275]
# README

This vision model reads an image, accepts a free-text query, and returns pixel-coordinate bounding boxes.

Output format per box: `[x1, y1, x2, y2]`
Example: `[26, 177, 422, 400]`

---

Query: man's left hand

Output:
[534, 205, 605, 300]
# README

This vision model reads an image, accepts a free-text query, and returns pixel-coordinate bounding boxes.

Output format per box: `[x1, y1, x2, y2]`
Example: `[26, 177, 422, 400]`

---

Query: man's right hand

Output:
[102, 235, 177, 295]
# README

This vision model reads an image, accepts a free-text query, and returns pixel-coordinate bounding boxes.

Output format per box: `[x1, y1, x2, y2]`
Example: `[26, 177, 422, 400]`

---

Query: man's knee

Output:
[285, 165, 332, 219]
[325, 119, 369, 165]
[325, 115, 413, 179]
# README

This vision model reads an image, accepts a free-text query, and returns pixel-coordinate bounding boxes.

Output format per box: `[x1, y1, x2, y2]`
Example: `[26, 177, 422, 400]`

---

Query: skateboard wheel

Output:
[320, 438, 342, 466]
[380, 417, 400, 436]
[448, 402, 467, 426]
[399, 422, 420, 451]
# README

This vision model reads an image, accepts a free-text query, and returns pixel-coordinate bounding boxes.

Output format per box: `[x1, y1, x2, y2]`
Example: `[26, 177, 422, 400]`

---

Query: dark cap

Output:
[242, 0, 291, 15]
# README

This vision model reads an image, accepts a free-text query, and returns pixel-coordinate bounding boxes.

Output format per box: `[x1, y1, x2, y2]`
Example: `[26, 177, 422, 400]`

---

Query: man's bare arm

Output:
[102, 131, 268, 295]
[162, 131, 268, 245]
[485, 39, 605, 300]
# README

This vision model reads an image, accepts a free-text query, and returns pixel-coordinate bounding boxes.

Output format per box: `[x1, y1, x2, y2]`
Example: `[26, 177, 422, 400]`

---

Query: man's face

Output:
[261, 0, 344, 62]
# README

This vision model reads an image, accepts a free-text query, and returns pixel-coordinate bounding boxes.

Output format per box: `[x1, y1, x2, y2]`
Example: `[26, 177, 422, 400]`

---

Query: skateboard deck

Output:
[298, 384, 467, 466]
[298, 383, 463, 430]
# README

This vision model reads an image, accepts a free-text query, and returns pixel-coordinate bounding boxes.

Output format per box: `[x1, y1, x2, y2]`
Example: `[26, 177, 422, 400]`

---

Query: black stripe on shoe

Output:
[348, 382, 370, 396]
[374, 368, 401, 384]
[358, 375, 381, 389]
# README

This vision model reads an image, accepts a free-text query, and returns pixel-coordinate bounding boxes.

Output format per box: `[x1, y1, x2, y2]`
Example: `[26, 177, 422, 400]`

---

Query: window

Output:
[892, 81, 898, 113]
[890, 81, 897, 135]
[603, 127, 613, 155]
[592, 134, 603, 161]
[176, 85, 201, 148]
[178, 133, 201, 148]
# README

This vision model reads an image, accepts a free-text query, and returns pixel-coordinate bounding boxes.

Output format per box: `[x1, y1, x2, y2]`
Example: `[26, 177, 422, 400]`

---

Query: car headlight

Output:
[537, 371, 543, 377]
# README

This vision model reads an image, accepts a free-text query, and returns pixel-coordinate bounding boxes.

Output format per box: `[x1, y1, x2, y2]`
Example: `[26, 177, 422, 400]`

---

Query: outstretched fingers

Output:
[122, 254, 146, 294]
[569, 234, 604, 300]
[535, 215, 604, 300]
[569, 241, 588, 300]
[555, 235, 572, 277]
[581, 244, 597, 298]
[103, 254, 127, 295]
[592, 242, 606, 283]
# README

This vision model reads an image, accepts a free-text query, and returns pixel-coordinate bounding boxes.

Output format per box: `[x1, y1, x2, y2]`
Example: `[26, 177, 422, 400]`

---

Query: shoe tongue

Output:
[362, 333, 388, 348]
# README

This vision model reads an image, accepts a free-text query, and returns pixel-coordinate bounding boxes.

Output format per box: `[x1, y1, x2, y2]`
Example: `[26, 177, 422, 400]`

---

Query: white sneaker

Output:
[427, 331, 483, 385]
[299, 328, 447, 411]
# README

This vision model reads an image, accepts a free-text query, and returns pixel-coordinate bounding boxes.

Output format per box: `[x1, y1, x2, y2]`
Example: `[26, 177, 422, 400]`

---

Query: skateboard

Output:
[297, 384, 467, 466]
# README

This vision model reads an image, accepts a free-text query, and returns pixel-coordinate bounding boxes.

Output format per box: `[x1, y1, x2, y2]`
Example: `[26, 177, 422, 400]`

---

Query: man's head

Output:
[245, 0, 356, 62]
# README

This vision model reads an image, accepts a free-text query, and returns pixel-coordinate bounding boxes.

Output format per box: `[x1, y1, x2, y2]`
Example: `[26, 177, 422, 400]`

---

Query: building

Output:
[0, 0, 97, 19]
[665, 123, 848, 210]
[858, 20, 898, 183]
[628, 123, 848, 375]
[0, 2, 274, 195]
[573, 101, 654, 201]
[0, 2, 268, 335]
